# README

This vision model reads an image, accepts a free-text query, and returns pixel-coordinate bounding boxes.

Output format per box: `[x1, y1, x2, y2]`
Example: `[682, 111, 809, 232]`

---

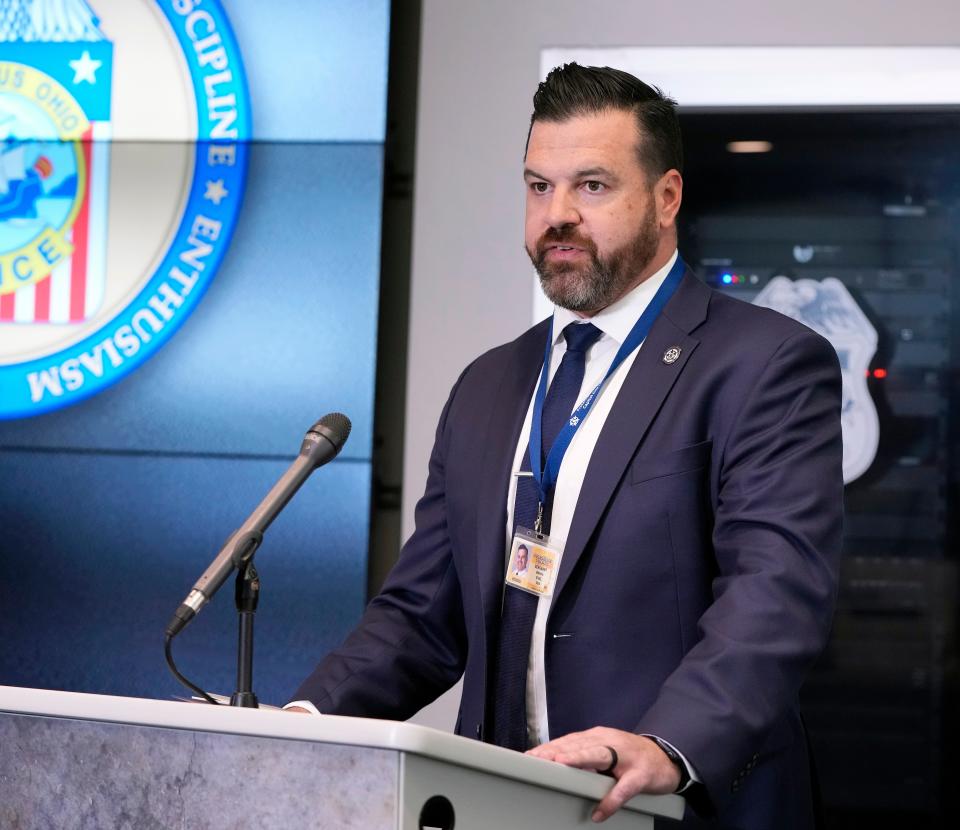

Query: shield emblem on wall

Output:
[0, 0, 111, 324]
[753, 276, 880, 485]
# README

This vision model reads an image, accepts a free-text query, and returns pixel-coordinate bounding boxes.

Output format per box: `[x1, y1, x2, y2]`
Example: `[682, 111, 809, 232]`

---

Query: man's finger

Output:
[592, 776, 637, 823]
[526, 737, 586, 761]
[527, 730, 608, 760]
[552, 745, 618, 772]
[527, 743, 570, 761]
[528, 742, 607, 768]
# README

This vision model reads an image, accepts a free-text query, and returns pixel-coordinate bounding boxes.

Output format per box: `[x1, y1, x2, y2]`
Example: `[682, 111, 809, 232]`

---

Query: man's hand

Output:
[284, 706, 312, 714]
[526, 728, 680, 823]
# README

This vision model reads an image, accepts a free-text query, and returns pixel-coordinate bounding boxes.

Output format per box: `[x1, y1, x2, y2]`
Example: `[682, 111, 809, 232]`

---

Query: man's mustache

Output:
[535, 228, 598, 259]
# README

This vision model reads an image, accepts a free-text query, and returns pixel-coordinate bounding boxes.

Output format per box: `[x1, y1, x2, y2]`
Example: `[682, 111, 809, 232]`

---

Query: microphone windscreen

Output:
[313, 412, 352, 452]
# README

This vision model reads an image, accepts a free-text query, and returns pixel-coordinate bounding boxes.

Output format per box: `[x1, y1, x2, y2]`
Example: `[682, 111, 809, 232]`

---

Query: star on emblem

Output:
[69, 51, 102, 85]
[204, 179, 229, 205]
[662, 347, 682, 365]
[569, 415, 580, 426]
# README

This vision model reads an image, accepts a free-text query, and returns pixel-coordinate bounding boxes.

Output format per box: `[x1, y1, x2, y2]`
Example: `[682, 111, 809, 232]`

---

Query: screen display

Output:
[0, 0, 389, 706]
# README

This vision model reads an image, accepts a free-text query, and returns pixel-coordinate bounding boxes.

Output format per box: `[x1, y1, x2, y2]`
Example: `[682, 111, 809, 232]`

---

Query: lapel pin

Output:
[662, 346, 682, 365]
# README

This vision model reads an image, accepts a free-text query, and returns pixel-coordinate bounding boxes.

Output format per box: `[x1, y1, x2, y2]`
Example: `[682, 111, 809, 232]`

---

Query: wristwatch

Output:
[647, 736, 691, 792]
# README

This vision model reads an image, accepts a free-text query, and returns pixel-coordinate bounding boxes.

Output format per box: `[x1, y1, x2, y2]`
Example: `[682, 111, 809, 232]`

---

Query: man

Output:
[513, 543, 529, 577]
[290, 64, 843, 828]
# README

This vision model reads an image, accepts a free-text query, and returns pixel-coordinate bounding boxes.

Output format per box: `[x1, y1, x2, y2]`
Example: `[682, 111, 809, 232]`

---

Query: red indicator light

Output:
[873, 368, 888, 379]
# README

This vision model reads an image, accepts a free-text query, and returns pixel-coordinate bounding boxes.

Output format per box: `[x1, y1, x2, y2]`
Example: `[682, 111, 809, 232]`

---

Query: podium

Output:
[0, 685, 683, 828]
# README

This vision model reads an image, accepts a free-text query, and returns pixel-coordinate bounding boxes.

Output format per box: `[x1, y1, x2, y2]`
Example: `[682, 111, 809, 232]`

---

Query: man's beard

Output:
[527, 206, 659, 314]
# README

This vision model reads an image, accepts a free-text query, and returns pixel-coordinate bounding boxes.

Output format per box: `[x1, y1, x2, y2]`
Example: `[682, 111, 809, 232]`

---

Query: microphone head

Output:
[304, 412, 352, 460]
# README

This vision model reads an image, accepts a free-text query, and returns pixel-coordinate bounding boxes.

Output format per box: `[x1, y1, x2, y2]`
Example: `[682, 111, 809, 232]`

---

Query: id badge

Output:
[505, 527, 563, 598]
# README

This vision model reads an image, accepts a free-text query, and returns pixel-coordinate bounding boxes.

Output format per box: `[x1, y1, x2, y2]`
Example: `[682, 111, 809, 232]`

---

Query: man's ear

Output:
[656, 170, 683, 229]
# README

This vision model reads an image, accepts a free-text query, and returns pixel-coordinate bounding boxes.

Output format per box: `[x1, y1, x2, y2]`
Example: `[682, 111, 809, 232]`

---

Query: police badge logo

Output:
[753, 276, 879, 484]
[662, 346, 681, 365]
[0, 1, 111, 326]
[0, 0, 249, 419]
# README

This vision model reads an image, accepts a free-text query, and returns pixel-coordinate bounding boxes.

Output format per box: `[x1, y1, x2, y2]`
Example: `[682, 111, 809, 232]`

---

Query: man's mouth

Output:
[543, 243, 588, 258]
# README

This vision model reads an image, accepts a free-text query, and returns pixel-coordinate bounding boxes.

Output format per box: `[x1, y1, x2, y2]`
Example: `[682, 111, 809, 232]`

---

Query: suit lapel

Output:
[474, 322, 548, 637]
[551, 271, 711, 602]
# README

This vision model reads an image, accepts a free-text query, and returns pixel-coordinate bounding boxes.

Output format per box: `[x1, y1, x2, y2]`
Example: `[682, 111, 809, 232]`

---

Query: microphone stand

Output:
[226, 530, 264, 708]
[230, 558, 260, 708]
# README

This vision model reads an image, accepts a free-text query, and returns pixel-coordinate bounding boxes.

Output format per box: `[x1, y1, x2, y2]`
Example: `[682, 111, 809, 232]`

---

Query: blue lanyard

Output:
[528, 256, 686, 508]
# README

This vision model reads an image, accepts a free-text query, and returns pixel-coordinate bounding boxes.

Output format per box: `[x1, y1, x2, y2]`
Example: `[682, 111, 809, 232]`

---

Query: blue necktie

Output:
[490, 322, 603, 750]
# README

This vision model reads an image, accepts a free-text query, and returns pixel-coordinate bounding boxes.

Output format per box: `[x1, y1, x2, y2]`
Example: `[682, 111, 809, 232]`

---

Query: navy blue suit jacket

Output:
[294, 271, 843, 827]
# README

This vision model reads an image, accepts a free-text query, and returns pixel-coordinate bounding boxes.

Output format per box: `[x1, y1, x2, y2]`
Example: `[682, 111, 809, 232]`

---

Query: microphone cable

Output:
[165, 633, 220, 705]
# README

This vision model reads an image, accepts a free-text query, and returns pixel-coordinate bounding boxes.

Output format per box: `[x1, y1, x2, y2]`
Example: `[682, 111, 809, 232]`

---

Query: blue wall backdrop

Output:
[0, 1, 389, 705]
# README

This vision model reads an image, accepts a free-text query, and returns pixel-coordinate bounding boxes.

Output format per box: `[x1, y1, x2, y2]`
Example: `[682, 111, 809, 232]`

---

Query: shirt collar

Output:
[551, 249, 680, 347]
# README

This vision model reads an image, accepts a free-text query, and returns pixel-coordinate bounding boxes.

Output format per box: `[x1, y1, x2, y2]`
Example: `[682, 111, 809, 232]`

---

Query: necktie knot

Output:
[562, 322, 602, 355]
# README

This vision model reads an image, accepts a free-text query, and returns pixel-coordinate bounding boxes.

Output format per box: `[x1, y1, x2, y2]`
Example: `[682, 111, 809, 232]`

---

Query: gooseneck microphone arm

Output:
[165, 413, 352, 640]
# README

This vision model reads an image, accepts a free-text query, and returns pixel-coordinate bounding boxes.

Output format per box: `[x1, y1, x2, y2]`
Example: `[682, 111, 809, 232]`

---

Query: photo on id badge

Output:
[506, 531, 560, 596]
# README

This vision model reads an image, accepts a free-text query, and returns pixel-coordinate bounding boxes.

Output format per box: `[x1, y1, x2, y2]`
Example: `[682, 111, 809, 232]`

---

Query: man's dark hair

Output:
[528, 63, 683, 180]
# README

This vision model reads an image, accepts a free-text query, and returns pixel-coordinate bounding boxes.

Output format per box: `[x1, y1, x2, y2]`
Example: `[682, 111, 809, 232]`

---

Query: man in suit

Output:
[513, 543, 529, 577]
[289, 63, 843, 828]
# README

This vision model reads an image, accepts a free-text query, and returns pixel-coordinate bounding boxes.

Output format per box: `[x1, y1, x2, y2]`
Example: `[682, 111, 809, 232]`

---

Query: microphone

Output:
[165, 413, 351, 638]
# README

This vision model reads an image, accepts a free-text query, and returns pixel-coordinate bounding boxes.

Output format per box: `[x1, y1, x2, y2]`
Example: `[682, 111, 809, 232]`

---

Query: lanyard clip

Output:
[534, 502, 544, 535]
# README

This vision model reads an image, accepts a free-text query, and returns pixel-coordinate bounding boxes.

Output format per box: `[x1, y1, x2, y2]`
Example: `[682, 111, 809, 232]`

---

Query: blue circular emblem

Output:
[0, 0, 250, 419]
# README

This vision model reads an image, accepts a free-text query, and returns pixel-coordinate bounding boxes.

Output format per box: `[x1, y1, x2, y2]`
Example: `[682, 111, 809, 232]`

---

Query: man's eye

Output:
[584, 181, 605, 193]
[531, 182, 549, 193]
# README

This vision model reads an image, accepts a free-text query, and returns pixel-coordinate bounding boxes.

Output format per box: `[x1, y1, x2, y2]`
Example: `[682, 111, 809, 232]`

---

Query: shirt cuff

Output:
[641, 734, 701, 793]
[283, 700, 322, 715]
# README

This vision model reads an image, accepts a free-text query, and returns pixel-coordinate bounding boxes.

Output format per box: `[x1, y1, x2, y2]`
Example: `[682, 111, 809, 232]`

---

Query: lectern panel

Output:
[0, 712, 398, 829]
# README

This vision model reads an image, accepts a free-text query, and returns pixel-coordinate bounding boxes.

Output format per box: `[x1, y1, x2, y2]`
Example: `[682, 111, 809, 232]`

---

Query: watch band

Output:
[648, 736, 691, 792]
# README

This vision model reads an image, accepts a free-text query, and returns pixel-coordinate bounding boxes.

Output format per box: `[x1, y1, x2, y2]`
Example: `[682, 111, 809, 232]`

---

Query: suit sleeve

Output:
[290, 366, 472, 718]
[634, 328, 844, 812]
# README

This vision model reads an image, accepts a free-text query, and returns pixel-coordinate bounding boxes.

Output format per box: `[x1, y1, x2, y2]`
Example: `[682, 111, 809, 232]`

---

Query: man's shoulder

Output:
[701, 280, 836, 357]
[707, 283, 805, 331]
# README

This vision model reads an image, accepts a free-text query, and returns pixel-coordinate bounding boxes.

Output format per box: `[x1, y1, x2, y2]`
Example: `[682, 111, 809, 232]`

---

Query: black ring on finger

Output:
[600, 745, 618, 775]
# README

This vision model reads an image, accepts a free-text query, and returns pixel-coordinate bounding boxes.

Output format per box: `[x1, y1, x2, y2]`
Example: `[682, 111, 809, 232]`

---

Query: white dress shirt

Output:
[506, 248, 678, 746]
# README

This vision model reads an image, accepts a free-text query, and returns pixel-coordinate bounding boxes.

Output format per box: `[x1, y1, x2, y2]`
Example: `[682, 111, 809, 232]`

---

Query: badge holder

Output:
[506, 506, 564, 599]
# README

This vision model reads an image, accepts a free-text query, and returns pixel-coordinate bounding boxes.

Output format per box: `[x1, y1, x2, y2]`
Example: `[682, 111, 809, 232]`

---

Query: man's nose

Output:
[544, 187, 580, 228]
